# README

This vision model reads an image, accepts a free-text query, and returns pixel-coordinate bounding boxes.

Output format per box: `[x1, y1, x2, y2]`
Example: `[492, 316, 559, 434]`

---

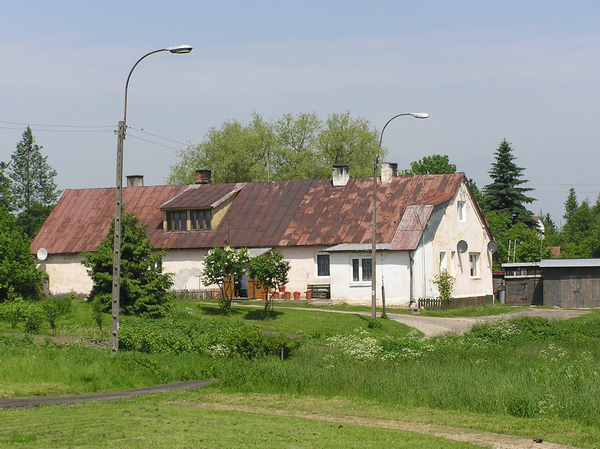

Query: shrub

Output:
[23, 303, 44, 333]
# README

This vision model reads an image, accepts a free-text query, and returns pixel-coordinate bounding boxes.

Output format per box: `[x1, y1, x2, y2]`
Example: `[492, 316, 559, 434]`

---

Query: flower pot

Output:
[261, 291, 267, 301]
[306, 291, 312, 300]
[284, 292, 291, 300]
[293, 292, 301, 300]
[272, 292, 279, 300]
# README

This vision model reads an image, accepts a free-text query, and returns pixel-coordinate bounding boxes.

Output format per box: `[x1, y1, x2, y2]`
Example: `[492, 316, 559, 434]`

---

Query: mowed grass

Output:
[0, 391, 485, 449]
[194, 301, 417, 338]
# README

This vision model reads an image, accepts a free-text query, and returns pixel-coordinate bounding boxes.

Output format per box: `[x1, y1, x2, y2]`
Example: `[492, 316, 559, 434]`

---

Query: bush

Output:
[119, 319, 302, 359]
[23, 303, 44, 333]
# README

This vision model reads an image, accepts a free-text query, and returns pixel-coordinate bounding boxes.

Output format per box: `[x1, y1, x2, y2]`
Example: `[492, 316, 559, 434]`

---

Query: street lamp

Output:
[111, 45, 192, 354]
[371, 112, 429, 320]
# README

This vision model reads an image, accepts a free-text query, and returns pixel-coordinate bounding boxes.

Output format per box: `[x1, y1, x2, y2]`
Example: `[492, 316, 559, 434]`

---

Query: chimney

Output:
[332, 165, 349, 187]
[381, 162, 398, 184]
[126, 175, 144, 187]
[195, 169, 212, 185]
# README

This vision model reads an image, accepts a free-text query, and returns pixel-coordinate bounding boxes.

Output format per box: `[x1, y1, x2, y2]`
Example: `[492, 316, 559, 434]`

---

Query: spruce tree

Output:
[82, 210, 175, 317]
[8, 127, 61, 238]
[482, 139, 536, 228]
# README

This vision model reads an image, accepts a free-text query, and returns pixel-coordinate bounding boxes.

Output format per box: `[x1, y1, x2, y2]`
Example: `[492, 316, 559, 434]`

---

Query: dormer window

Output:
[167, 210, 187, 231]
[166, 209, 212, 232]
[190, 209, 211, 230]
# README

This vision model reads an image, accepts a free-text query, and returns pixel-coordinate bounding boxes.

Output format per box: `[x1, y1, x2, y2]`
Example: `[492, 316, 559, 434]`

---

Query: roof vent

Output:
[126, 175, 144, 187]
[381, 162, 398, 184]
[332, 165, 349, 187]
[195, 169, 212, 185]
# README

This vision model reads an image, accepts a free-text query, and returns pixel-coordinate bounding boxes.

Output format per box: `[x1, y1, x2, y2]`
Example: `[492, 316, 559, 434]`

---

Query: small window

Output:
[457, 201, 466, 222]
[317, 254, 330, 277]
[167, 210, 187, 231]
[439, 251, 447, 273]
[469, 253, 480, 278]
[351, 257, 372, 283]
[450, 251, 456, 276]
[190, 209, 211, 230]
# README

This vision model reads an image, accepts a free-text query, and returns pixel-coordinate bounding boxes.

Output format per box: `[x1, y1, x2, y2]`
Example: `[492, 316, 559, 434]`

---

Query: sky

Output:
[1, 0, 599, 224]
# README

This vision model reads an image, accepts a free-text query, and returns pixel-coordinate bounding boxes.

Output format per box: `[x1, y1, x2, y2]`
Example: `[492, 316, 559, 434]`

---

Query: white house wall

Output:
[41, 254, 93, 296]
[430, 182, 493, 299]
[329, 251, 411, 306]
[162, 249, 208, 291]
[278, 247, 330, 293]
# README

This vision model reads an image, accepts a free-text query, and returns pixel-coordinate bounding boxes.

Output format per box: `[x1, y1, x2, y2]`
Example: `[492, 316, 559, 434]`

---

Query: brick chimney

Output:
[332, 165, 349, 187]
[195, 169, 212, 185]
[126, 175, 144, 187]
[381, 162, 398, 183]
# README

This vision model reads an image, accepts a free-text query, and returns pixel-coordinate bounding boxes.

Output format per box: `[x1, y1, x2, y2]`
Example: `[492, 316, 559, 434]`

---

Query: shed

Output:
[501, 262, 543, 306]
[540, 259, 600, 308]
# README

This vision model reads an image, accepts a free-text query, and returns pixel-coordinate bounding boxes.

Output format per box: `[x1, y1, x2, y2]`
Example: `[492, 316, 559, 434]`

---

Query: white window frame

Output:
[351, 257, 372, 285]
[457, 201, 466, 222]
[439, 251, 447, 273]
[316, 253, 330, 277]
[469, 252, 480, 278]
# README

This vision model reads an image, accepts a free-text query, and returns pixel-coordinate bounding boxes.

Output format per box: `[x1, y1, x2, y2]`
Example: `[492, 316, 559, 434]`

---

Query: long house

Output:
[31, 165, 495, 306]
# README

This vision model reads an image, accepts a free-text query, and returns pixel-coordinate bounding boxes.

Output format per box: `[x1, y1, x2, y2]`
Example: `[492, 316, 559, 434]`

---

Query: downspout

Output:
[409, 252, 415, 308]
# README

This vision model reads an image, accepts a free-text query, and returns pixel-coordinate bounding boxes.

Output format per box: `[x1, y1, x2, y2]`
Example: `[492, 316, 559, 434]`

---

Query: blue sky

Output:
[1, 0, 599, 224]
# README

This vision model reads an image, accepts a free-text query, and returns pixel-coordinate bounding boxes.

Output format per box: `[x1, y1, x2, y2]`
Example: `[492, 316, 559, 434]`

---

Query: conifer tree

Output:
[8, 127, 61, 238]
[82, 210, 175, 317]
[482, 139, 536, 228]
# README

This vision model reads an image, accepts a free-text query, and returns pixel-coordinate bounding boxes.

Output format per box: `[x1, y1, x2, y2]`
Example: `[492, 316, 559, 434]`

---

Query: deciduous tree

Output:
[248, 250, 290, 318]
[0, 207, 43, 301]
[402, 154, 456, 175]
[166, 111, 382, 184]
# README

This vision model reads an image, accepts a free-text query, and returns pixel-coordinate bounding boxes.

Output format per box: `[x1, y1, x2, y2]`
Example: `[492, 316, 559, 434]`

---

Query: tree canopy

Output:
[481, 139, 535, 228]
[401, 154, 456, 175]
[0, 207, 43, 301]
[5, 127, 61, 238]
[82, 210, 175, 317]
[166, 111, 383, 185]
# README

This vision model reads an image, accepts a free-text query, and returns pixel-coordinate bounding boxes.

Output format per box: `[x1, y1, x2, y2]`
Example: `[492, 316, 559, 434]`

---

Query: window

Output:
[457, 201, 466, 222]
[450, 251, 456, 276]
[190, 209, 211, 230]
[439, 251, 447, 273]
[352, 258, 372, 283]
[167, 210, 187, 231]
[469, 252, 480, 278]
[317, 254, 330, 277]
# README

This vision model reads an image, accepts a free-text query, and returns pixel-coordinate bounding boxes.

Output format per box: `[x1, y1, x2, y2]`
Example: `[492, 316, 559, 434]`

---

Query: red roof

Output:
[31, 173, 475, 255]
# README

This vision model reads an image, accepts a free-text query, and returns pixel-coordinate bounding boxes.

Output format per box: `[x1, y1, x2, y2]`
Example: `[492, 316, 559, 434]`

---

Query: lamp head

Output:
[410, 113, 429, 119]
[166, 45, 193, 54]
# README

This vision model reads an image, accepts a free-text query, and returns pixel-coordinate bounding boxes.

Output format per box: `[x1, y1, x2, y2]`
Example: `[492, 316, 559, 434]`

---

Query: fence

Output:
[176, 289, 220, 300]
[417, 295, 492, 311]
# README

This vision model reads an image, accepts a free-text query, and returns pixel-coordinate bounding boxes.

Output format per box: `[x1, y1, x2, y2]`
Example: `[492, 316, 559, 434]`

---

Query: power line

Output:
[126, 126, 191, 146]
[0, 120, 113, 129]
[126, 134, 186, 152]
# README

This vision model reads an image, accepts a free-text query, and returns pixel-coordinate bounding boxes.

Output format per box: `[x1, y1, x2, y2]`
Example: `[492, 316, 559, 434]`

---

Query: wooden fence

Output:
[418, 295, 492, 310]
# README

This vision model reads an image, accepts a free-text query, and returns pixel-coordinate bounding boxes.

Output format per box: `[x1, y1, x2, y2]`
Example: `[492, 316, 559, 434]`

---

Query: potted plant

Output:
[306, 290, 312, 300]
[278, 285, 286, 293]
[293, 291, 301, 300]
[272, 291, 280, 300]
[261, 290, 267, 301]
[284, 291, 291, 300]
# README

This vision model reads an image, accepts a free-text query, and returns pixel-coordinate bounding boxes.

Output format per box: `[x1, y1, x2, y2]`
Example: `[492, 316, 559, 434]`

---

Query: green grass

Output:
[193, 302, 417, 338]
[0, 391, 485, 448]
[2, 298, 600, 447]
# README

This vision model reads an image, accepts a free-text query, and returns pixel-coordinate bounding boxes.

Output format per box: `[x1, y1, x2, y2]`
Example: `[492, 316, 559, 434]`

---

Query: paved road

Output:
[0, 380, 215, 409]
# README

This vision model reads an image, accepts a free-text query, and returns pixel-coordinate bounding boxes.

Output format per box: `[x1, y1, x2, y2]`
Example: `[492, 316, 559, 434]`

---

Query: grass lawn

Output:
[0, 390, 485, 449]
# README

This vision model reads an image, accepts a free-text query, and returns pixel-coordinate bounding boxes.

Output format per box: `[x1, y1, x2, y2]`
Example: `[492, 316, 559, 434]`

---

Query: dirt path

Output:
[0, 380, 215, 409]
[271, 306, 591, 337]
[193, 400, 579, 449]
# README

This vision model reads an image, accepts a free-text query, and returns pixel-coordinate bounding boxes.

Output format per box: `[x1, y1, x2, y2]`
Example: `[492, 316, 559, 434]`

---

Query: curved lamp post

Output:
[371, 112, 429, 320]
[111, 45, 192, 354]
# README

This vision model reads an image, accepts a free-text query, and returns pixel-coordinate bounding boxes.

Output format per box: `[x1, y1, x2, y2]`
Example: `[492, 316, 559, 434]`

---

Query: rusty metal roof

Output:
[31, 173, 474, 256]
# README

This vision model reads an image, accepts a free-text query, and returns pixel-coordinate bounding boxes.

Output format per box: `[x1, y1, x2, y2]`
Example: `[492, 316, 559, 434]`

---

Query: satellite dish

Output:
[36, 248, 48, 261]
[457, 240, 468, 254]
[487, 240, 498, 254]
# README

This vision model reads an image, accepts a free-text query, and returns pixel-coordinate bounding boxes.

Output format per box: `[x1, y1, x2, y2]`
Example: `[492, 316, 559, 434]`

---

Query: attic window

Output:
[191, 209, 211, 230]
[166, 209, 212, 232]
[457, 201, 466, 222]
[167, 210, 186, 231]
